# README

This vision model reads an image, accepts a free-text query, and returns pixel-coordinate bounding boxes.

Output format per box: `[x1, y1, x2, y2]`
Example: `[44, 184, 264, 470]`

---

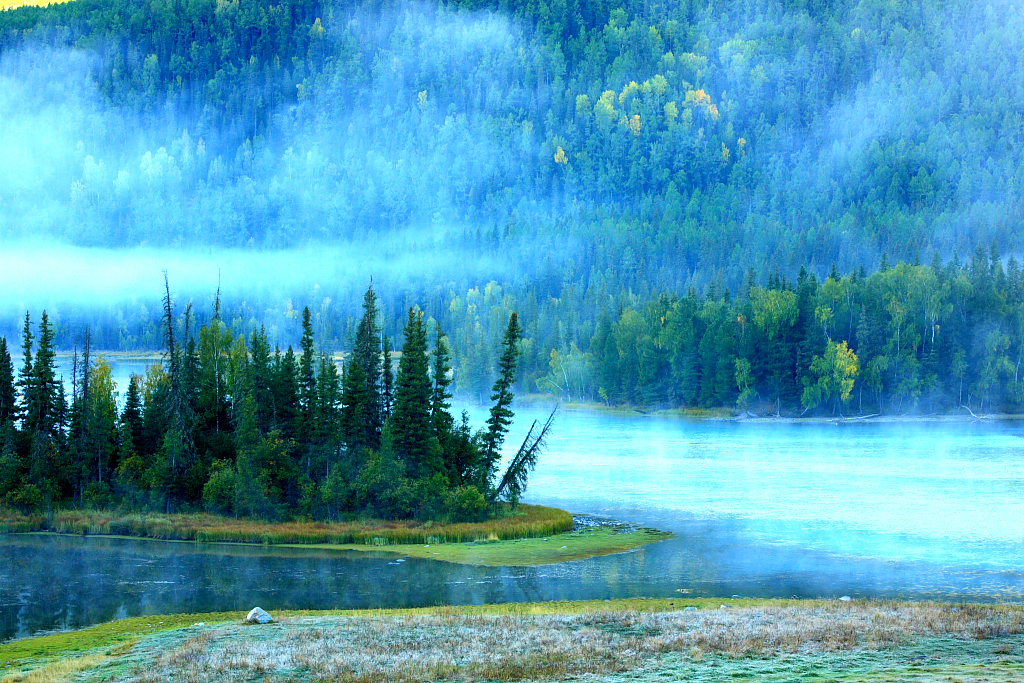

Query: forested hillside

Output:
[2, 0, 1023, 415]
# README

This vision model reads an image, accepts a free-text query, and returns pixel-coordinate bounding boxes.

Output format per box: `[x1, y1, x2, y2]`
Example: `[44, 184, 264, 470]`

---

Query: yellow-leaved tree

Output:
[802, 340, 859, 415]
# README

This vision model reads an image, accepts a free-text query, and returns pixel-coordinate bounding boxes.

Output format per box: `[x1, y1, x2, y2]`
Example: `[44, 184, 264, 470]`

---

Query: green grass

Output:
[279, 524, 673, 565]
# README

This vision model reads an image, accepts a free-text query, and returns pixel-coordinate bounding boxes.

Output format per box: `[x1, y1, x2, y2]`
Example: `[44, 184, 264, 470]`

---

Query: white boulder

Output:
[245, 607, 273, 624]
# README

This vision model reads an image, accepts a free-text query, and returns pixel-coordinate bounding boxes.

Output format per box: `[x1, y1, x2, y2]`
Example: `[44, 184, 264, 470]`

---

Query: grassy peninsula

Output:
[3, 599, 1023, 682]
[0, 505, 673, 566]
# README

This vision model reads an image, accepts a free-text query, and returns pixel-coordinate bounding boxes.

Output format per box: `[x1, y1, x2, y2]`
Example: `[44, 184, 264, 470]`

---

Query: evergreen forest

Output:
[0, 284, 551, 518]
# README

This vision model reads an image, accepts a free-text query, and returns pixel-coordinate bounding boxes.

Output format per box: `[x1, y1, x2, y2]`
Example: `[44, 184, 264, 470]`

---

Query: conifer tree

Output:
[121, 374, 145, 456]
[271, 347, 300, 437]
[389, 308, 438, 479]
[341, 285, 385, 453]
[28, 312, 60, 438]
[17, 312, 33, 425]
[430, 324, 455, 442]
[314, 352, 342, 477]
[381, 334, 394, 420]
[350, 285, 383, 446]
[479, 312, 521, 495]
[297, 307, 318, 473]
[248, 327, 273, 432]
[0, 338, 16, 425]
[197, 293, 232, 432]
[340, 357, 373, 457]
[298, 307, 317, 434]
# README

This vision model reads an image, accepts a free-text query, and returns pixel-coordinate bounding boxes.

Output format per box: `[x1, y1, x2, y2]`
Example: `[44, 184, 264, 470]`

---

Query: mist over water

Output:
[3, 402, 1023, 641]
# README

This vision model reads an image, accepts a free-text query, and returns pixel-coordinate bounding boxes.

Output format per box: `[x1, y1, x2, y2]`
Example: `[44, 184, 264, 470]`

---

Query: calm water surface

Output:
[1, 357, 1023, 641]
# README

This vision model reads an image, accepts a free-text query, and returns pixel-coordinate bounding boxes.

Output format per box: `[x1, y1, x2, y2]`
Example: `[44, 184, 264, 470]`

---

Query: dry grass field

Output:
[3, 600, 1023, 682]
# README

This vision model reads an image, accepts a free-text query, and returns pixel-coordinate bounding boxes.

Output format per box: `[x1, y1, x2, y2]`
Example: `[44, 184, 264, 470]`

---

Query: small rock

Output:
[245, 607, 273, 624]
[683, 606, 698, 612]
[719, 604, 731, 609]
[838, 595, 853, 602]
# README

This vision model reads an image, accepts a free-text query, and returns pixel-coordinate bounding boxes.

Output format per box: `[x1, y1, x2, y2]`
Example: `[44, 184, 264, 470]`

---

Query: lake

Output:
[1, 356, 1023, 641]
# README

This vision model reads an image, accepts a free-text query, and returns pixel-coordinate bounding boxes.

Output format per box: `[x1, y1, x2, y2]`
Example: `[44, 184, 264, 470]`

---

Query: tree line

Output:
[525, 249, 1024, 416]
[0, 283, 551, 519]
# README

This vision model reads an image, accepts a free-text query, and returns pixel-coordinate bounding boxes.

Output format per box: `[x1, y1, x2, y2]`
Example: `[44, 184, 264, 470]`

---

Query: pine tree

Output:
[28, 312, 60, 438]
[298, 307, 317, 436]
[430, 324, 455, 442]
[352, 285, 383, 445]
[197, 294, 232, 433]
[381, 334, 394, 420]
[389, 308, 438, 479]
[0, 338, 16, 424]
[17, 312, 33, 425]
[121, 375, 145, 456]
[479, 312, 521, 496]
[271, 347, 300, 437]
[314, 352, 342, 478]
[340, 357, 373, 457]
[248, 327, 273, 432]
[341, 285, 385, 453]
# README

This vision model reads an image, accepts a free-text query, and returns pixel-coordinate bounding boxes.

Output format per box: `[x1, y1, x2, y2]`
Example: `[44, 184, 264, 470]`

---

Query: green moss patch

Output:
[281, 523, 674, 565]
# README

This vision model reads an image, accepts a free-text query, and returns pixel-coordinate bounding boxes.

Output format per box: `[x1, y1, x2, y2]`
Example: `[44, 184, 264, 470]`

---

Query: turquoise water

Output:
[1, 360, 1022, 641]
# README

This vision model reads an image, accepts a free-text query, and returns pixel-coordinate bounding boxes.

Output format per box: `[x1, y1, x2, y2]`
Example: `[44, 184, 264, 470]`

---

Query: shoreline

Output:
[3, 598, 1022, 681]
[0, 506, 673, 567]
[38, 353, 1020, 424]
[516, 395, 1024, 423]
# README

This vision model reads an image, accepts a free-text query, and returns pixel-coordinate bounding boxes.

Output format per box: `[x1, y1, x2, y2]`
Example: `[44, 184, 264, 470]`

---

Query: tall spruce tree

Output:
[479, 312, 522, 495]
[430, 325, 455, 442]
[28, 312, 60, 438]
[0, 338, 16, 424]
[197, 293, 232, 433]
[353, 285, 383, 443]
[381, 334, 394, 420]
[298, 307, 317, 434]
[17, 312, 33, 425]
[121, 374, 145, 456]
[341, 285, 384, 453]
[389, 308, 438, 479]
[272, 347, 300, 437]
[297, 307, 318, 474]
[248, 327, 273, 433]
[314, 352, 343, 477]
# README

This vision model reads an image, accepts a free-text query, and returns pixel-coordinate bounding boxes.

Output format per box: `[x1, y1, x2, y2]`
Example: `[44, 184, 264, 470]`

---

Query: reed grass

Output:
[0, 504, 573, 547]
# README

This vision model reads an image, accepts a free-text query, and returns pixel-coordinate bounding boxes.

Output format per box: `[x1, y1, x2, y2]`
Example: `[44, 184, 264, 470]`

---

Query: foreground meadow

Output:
[3, 599, 1023, 682]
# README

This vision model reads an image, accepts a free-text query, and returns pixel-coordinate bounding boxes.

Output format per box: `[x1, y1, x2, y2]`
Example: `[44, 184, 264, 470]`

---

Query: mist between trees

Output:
[3, 0, 1024, 420]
